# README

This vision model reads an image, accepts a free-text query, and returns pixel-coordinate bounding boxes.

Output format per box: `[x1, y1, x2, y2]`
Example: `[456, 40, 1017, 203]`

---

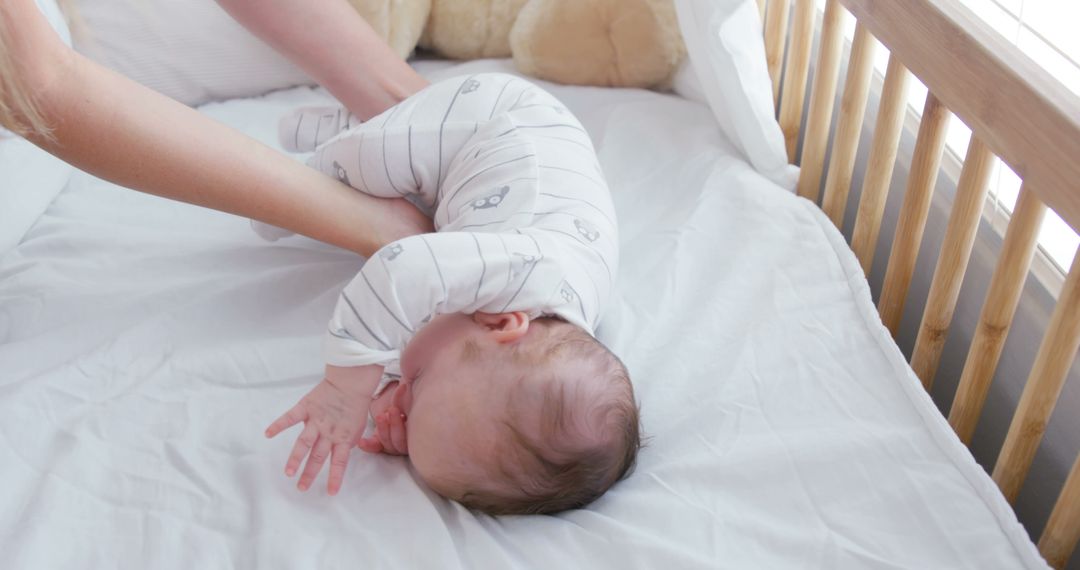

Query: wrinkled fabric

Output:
[0, 60, 1046, 569]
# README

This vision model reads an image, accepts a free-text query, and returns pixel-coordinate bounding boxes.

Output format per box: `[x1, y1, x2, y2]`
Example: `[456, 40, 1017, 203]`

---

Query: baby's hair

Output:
[457, 318, 641, 515]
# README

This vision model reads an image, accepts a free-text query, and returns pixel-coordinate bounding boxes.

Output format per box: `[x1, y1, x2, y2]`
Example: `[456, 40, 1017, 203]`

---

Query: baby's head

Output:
[393, 312, 640, 515]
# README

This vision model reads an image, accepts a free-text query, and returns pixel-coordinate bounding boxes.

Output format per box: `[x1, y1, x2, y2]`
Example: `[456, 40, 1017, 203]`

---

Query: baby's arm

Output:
[302, 76, 501, 208]
[265, 364, 383, 495]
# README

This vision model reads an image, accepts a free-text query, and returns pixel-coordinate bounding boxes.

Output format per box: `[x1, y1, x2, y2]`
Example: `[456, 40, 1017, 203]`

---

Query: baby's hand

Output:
[357, 406, 409, 456]
[265, 365, 381, 495]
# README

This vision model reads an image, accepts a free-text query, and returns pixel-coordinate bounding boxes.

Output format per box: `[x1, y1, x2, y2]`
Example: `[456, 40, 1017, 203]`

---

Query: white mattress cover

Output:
[0, 59, 1047, 569]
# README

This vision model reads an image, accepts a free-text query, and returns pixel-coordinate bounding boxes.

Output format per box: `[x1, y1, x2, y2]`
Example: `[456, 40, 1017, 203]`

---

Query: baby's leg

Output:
[254, 103, 433, 243]
[255, 75, 524, 240]
[256, 104, 401, 241]
[278, 106, 362, 153]
[306, 75, 524, 207]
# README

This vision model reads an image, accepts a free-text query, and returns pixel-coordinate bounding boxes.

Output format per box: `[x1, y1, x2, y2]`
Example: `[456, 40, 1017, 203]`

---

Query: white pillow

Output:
[673, 0, 798, 189]
[70, 0, 316, 106]
[0, 0, 75, 255]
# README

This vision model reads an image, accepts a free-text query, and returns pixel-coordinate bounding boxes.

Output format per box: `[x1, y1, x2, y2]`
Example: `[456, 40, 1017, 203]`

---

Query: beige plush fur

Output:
[510, 0, 683, 88]
[420, 0, 530, 60]
[345, 0, 432, 59]
[348, 0, 683, 88]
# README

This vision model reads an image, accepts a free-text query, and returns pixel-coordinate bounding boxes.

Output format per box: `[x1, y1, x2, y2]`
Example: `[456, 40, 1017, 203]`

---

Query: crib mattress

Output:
[0, 59, 1047, 569]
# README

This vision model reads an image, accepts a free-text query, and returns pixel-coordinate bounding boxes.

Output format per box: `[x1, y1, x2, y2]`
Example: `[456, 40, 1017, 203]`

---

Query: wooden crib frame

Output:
[758, 0, 1080, 567]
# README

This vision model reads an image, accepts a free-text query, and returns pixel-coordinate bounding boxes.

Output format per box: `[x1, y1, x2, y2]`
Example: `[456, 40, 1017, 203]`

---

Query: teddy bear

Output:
[345, 0, 685, 89]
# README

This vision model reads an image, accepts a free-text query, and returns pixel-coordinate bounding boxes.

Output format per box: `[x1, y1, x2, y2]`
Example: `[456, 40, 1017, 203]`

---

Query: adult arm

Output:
[2, 0, 428, 257]
[215, 0, 429, 120]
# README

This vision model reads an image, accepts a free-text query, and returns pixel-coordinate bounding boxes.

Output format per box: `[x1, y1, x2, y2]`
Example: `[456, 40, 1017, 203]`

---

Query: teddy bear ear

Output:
[510, 0, 685, 88]
[422, 0, 531, 60]
[344, 0, 432, 59]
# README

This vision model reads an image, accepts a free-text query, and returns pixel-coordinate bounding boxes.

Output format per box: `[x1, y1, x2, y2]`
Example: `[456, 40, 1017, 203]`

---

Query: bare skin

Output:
[2, 0, 431, 256]
[265, 312, 539, 495]
[215, 0, 429, 121]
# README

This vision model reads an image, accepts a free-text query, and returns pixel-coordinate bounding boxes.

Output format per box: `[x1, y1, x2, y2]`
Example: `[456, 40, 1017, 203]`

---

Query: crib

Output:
[761, 0, 1080, 566]
[3, 0, 1079, 568]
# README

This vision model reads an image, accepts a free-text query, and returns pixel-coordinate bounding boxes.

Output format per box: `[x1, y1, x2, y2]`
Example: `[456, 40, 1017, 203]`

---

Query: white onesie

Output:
[304, 73, 617, 378]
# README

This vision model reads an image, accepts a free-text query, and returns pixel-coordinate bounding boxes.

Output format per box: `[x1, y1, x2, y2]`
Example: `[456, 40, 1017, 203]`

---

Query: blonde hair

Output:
[0, 0, 76, 139]
[0, 30, 50, 138]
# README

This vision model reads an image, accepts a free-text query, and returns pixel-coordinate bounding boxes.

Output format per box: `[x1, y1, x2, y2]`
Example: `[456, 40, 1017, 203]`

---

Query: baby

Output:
[264, 73, 640, 515]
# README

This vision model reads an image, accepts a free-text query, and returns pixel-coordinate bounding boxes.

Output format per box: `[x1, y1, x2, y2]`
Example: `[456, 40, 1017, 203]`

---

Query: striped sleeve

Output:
[323, 232, 567, 367]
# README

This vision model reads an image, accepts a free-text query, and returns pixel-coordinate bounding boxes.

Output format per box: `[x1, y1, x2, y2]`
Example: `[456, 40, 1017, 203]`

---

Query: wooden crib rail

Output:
[838, 0, 1080, 236]
[792, 0, 843, 203]
[762, 0, 1080, 565]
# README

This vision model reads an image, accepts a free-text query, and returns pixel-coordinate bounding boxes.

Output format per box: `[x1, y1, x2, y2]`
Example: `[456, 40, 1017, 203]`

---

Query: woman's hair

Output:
[0, 28, 49, 137]
[0, 0, 76, 138]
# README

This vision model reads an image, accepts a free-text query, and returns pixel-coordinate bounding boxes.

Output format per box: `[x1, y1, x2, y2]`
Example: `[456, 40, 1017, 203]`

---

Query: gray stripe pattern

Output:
[534, 133, 594, 152]
[322, 73, 617, 367]
[340, 291, 391, 349]
[539, 192, 617, 226]
[362, 269, 413, 333]
[515, 123, 588, 134]
[407, 125, 420, 189]
[496, 234, 512, 286]
[471, 233, 486, 303]
[420, 236, 448, 298]
[441, 154, 537, 223]
[437, 74, 478, 187]
[489, 78, 515, 120]
[499, 233, 544, 312]
[356, 131, 371, 193]
[541, 227, 614, 283]
[539, 163, 605, 188]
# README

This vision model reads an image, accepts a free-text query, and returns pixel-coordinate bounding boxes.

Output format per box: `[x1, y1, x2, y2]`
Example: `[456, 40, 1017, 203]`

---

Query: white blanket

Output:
[0, 60, 1046, 569]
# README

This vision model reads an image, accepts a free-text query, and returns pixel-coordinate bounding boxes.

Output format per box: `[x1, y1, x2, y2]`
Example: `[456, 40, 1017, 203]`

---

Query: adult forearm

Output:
[215, 0, 429, 120]
[27, 46, 420, 256]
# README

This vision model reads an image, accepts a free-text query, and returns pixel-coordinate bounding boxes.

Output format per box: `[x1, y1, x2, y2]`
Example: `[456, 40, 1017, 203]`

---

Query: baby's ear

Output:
[473, 312, 530, 343]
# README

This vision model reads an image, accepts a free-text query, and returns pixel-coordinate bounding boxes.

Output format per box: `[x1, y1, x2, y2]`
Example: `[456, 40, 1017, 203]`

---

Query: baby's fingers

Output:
[375, 413, 395, 453]
[327, 443, 353, 496]
[374, 411, 408, 455]
[266, 404, 306, 439]
[297, 437, 333, 491]
[357, 437, 384, 454]
[388, 408, 408, 455]
[284, 423, 319, 477]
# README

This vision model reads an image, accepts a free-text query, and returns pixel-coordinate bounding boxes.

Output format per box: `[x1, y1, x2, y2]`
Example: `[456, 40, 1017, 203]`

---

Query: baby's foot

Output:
[278, 106, 361, 153]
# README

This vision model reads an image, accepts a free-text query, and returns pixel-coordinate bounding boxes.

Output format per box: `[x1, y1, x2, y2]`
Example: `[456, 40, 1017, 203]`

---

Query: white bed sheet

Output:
[0, 59, 1047, 569]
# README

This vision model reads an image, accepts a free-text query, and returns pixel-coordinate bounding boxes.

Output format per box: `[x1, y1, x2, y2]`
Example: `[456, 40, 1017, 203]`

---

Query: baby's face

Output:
[394, 312, 541, 498]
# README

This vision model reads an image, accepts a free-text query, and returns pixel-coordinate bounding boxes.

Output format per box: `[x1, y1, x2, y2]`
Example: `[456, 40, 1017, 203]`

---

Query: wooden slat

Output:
[838, 0, 1080, 236]
[992, 247, 1080, 503]
[757, 0, 767, 22]
[877, 93, 950, 336]
[820, 24, 876, 227]
[1040, 455, 1080, 569]
[764, 0, 792, 108]
[909, 137, 995, 389]
[851, 56, 910, 275]
[795, 0, 844, 201]
[778, 0, 816, 161]
[948, 186, 1045, 444]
